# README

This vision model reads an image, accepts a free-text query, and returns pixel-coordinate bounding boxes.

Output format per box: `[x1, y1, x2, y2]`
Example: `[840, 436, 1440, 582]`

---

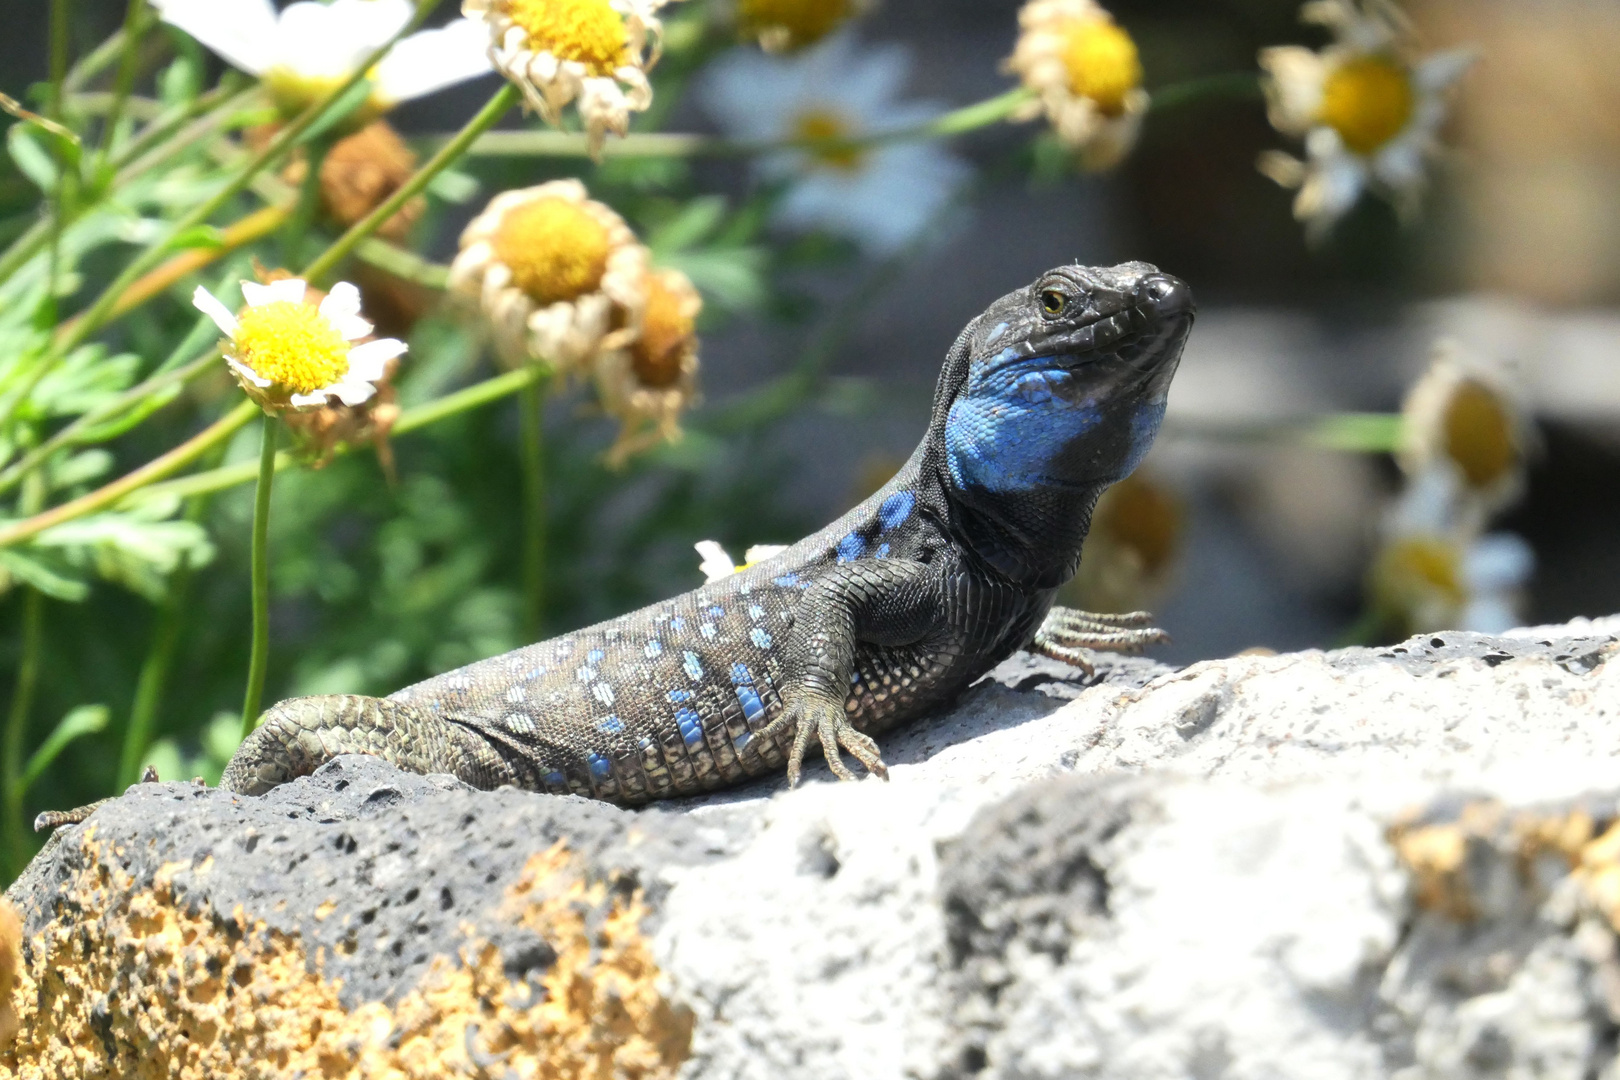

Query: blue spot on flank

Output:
[736, 686, 764, 723]
[598, 715, 625, 734]
[730, 662, 753, 685]
[734, 730, 754, 750]
[773, 572, 799, 587]
[876, 543, 891, 559]
[588, 754, 611, 778]
[878, 490, 916, 531]
[707, 605, 724, 618]
[671, 616, 687, 632]
[748, 604, 764, 620]
[644, 640, 662, 658]
[750, 628, 773, 650]
[545, 770, 566, 786]
[587, 649, 604, 663]
[676, 707, 703, 746]
[667, 689, 692, 703]
[683, 651, 704, 681]
[850, 670, 861, 685]
[836, 532, 865, 563]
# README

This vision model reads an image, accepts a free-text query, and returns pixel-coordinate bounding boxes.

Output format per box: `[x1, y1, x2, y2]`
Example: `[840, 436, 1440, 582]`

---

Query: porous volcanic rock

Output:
[6, 622, 1620, 1079]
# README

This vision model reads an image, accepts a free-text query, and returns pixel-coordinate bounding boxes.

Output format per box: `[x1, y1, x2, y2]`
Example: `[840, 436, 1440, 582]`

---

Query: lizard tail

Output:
[222, 695, 517, 795]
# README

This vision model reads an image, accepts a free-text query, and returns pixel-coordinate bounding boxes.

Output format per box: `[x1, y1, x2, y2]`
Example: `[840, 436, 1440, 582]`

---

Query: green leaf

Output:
[35, 510, 215, 601]
[648, 196, 726, 256]
[158, 48, 203, 107]
[661, 247, 768, 312]
[0, 549, 90, 602]
[46, 448, 114, 492]
[7, 124, 59, 193]
[19, 705, 109, 794]
[425, 168, 479, 205]
[29, 345, 139, 418]
[165, 224, 225, 252]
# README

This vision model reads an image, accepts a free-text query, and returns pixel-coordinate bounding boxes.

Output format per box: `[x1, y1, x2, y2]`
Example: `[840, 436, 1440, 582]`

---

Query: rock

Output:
[6, 622, 1620, 1078]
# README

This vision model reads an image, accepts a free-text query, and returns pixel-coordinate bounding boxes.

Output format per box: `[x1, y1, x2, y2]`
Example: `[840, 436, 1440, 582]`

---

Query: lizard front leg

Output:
[756, 559, 940, 788]
[1029, 605, 1169, 677]
[221, 694, 517, 794]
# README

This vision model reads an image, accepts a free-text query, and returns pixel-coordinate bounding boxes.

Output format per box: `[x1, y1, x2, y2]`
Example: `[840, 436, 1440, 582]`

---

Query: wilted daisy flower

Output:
[1257, 0, 1473, 239]
[1004, 0, 1149, 171]
[695, 540, 789, 582]
[1399, 344, 1529, 522]
[193, 279, 407, 413]
[449, 180, 647, 370]
[284, 121, 424, 242]
[154, 0, 492, 121]
[699, 35, 972, 255]
[1061, 469, 1181, 614]
[734, 0, 873, 52]
[465, 0, 671, 158]
[1370, 469, 1533, 635]
[594, 266, 702, 464]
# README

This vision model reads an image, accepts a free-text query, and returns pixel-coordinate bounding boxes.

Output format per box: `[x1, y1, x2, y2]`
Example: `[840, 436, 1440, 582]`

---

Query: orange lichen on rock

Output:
[0, 900, 20, 1047]
[1, 834, 691, 1079]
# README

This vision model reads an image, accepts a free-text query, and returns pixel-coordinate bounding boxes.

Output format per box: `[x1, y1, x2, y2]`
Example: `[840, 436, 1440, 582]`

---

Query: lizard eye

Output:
[1040, 289, 1067, 316]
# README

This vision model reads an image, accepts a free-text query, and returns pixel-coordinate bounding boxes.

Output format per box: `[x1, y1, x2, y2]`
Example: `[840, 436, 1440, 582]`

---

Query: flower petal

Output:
[373, 18, 494, 105]
[1415, 48, 1476, 93]
[344, 338, 407, 381]
[226, 355, 273, 388]
[289, 389, 331, 408]
[331, 380, 378, 406]
[319, 281, 363, 323]
[242, 278, 307, 308]
[152, 0, 278, 75]
[192, 285, 240, 337]
[694, 540, 737, 582]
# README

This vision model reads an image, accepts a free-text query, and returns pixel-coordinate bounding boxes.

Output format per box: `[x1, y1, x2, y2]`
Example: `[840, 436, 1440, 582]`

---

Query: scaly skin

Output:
[44, 261, 1196, 829]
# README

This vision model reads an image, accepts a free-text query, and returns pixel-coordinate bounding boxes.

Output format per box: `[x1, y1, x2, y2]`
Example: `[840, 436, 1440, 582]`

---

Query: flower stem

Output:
[1147, 72, 1262, 113]
[283, 138, 332, 268]
[301, 82, 519, 285]
[120, 540, 196, 789]
[519, 380, 547, 640]
[2, 589, 44, 878]
[240, 417, 278, 739]
[94, 0, 152, 169]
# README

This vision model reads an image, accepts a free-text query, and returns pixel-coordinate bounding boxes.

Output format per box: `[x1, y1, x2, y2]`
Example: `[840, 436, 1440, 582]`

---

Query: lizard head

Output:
[927, 261, 1195, 585]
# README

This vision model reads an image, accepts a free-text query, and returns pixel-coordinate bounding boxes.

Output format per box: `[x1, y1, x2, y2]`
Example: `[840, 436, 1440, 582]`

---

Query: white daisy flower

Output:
[464, 0, 671, 160]
[698, 34, 972, 255]
[153, 0, 492, 120]
[1399, 342, 1531, 524]
[193, 279, 407, 413]
[694, 540, 789, 582]
[1257, 0, 1474, 240]
[1004, 0, 1149, 171]
[1369, 467, 1534, 635]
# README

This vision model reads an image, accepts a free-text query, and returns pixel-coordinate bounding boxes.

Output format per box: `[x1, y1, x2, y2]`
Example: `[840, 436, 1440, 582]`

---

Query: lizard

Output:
[38, 259, 1193, 824]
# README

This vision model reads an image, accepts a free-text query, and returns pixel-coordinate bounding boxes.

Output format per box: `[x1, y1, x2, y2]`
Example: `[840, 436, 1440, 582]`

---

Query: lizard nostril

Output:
[1138, 274, 1195, 318]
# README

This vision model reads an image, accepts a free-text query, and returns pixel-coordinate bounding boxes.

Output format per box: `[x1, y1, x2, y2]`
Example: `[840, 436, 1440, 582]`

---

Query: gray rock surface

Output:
[10, 620, 1620, 1079]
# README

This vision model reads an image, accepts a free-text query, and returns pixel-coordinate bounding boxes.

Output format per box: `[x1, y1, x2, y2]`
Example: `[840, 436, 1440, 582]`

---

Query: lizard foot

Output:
[758, 694, 890, 789]
[1031, 606, 1170, 677]
[33, 765, 164, 833]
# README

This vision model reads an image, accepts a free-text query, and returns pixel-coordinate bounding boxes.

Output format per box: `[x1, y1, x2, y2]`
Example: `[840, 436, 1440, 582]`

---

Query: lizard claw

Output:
[762, 695, 890, 789]
[33, 765, 165, 833]
[1031, 605, 1169, 676]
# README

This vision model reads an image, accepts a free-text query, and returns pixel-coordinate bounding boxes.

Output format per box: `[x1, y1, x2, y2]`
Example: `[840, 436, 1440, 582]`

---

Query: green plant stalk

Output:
[519, 380, 546, 639]
[2, 589, 44, 878]
[354, 237, 451, 290]
[43, 0, 74, 328]
[1146, 71, 1262, 113]
[302, 81, 519, 285]
[95, 0, 152, 170]
[131, 364, 551, 504]
[282, 137, 331, 268]
[240, 417, 277, 738]
[51, 0, 445, 360]
[0, 399, 258, 551]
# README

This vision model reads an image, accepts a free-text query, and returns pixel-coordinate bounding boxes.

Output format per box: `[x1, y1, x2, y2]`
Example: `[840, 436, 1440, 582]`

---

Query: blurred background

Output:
[0, 0, 1617, 836]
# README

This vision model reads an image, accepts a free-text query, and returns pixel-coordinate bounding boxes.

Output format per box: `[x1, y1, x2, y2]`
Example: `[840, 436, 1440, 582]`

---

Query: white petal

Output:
[192, 285, 240, 337]
[1465, 532, 1535, 592]
[319, 281, 363, 323]
[743, 544, 789, 565]
[275, 2, 369, 79]
[153, 0, 278, 75]
[373, 18, 494, 104]
[344, 338, 407, 381]
[289, 389, 331, 408]
[1415, 48, 1476, 93]
[695, 540, 737, 582]
[331, 380, 378, 407]
[242, 278, 307, 307]
[333, 315, 375, 342]
[226, 355, 273, 388]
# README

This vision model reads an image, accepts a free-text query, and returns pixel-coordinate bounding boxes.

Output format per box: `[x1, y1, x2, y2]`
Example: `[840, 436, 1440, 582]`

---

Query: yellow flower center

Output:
[737, 0, 852, 48]
[235, 301, 351, 394]
[1318, 55, 1414, 155]
[492, 196, 614, 305]
[1443, 379, 1516, 490]
[1372, 536, 1465, 623]
[503, 0, 631, 78]
[791, 109, 865, 172]
[631, 275, 694, 389]
[1060, 19, 1142, 117]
